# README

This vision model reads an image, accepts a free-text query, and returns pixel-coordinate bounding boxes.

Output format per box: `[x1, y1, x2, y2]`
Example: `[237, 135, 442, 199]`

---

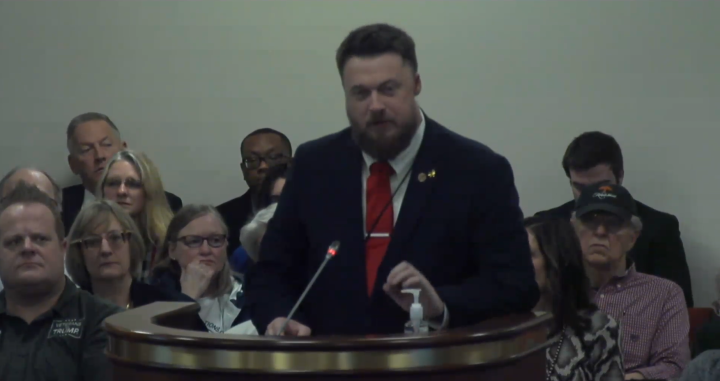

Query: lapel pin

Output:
[428, 169, 436, 178]
[418, 173, 427, 182]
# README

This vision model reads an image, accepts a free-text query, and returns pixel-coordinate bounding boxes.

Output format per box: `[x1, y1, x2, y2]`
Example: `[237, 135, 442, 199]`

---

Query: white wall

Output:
[1, 1, 718, 306]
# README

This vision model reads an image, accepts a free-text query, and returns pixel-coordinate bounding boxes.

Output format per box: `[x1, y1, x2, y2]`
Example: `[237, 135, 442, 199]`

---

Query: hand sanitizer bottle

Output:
[402, 289, 429, 334]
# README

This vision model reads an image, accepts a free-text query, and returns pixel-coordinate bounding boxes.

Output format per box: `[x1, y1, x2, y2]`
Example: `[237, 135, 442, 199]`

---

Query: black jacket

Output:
[246, 116, 539, 335]
[216, 190, 254, 256]
[128, 279, 194, 307]
[536, 199, 694, 307]
[61, 184, 183, 234]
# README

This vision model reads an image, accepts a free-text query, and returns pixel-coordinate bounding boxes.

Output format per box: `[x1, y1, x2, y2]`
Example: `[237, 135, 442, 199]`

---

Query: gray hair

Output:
[66, 112, 120, 153]
[570, 211, 643, 232]
[239, 203, 277, 262]
[0, 167, 62, 212]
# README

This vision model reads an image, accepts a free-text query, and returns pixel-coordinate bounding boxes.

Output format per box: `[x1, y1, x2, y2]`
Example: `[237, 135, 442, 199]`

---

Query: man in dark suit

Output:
[246, 23, 539, 336]
[62, 112, 182, 232]
[536, 131, 694, 306]
[216, 128, 292, 257]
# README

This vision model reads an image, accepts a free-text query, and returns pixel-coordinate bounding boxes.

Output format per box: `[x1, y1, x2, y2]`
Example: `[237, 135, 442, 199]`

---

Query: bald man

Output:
[0, 167, 61, 209]
[0, 167, 64, 292]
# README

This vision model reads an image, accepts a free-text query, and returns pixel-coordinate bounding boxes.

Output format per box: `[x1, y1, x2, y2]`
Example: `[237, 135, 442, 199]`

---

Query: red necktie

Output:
[365, 162, 395, 296]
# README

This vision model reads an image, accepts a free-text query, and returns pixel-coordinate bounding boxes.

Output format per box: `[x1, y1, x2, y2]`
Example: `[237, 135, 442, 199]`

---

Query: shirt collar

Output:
[0, 277, 78, 317]
[83, 188, 96, 205]
[361, 111, 426, 174]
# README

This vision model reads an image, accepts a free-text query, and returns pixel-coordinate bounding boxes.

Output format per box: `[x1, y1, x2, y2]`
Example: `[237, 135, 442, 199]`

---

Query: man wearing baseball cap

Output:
[572, 183, 690, 380]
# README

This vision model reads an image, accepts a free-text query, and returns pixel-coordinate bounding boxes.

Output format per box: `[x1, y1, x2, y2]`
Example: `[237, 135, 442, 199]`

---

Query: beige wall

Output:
[1, 1, 718, 305]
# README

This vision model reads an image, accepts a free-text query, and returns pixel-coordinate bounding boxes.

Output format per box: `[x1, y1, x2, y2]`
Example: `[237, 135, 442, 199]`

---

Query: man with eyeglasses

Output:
[216, 128, 292, 257]
[536, 131, 693, 307]
[62, 112, 183, 233]
[571, 183, 690, 380]
[0, 167, 66, 292]
[0, 183, 121, 381]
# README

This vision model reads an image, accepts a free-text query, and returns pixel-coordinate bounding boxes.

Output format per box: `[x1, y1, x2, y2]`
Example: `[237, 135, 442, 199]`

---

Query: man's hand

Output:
[180, 259, 215, 299]
[624, 372, 645, 380]
[266, 317, 312, 336]
[383, 261, 445, 319]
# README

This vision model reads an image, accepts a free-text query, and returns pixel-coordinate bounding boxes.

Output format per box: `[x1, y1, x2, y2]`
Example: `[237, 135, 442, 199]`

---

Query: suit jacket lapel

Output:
[385, 119, 442, 260]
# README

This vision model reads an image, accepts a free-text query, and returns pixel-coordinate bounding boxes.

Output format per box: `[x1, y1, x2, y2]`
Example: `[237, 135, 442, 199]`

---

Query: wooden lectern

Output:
[105, 302, 554, 381]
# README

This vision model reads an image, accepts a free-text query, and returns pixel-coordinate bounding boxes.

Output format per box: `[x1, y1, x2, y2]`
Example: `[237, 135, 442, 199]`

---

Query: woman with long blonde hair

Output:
[97, 150, 174, 282]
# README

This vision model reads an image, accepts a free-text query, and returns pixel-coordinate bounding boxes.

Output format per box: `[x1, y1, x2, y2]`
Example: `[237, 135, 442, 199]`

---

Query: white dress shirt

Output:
[361, 113, 425, 232]
[359, 112, 448, 329]
[82, 188, 96, 207]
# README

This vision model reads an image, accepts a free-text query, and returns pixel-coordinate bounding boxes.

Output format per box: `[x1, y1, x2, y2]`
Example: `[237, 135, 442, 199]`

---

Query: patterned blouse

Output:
[547, 309, 624, 381]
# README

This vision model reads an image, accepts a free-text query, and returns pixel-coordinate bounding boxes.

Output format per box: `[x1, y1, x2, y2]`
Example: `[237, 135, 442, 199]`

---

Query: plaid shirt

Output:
[592, 264, 690, 380]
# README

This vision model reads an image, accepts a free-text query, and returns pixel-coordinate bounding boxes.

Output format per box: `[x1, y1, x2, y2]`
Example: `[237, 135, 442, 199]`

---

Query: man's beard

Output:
[351, 117, 419, 161]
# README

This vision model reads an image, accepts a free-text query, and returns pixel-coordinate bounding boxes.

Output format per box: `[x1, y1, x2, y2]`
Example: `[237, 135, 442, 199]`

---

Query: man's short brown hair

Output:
[336, 23, 417, 76]
[0, 182, 65, 240]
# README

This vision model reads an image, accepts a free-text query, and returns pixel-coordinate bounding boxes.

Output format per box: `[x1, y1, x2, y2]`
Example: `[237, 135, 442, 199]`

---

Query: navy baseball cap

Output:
[574, 183, 637, 221]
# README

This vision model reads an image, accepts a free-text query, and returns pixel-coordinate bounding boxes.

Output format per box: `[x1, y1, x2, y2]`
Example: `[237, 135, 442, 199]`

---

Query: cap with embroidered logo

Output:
[574, 183, 637, 220]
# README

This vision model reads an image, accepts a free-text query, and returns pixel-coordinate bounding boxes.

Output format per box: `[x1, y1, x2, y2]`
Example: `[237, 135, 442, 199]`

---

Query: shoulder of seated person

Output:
[635, 200, 678, 223]
[78, 288, 124, 320]
[634, 272, 684, 297]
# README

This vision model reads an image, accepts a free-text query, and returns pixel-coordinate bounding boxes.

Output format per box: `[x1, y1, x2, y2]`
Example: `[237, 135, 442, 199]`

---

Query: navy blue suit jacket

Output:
[245, 117, 539, 336]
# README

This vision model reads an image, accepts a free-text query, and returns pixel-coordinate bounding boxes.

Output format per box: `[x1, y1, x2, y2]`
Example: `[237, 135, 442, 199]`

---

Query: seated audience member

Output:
[231, 163, 289, 272]
[256, 162, 290, 209]
[571, 183, 690, 380]
[0, 167, 62, 211]
[536, 131, 693, 307]
[0, 183, 121, 381]
[63, 111, 182, 231]
[525, 216, 624, 380]
[677, 350, 720, 381]
[217, 128, 292, 257]
[98, 150, 173, 282]
[151, 205, 257, 334]
[65, 200, 192, 308]
[0, 167, 65, 292]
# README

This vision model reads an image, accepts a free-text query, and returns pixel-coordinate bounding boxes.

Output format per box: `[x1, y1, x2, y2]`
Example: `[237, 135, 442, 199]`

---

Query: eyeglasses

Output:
[579, 213, 630, 234]
[72, 230, 132, 251]
[176, 234, 227, 248]
[242, 154, 288, 170]
[104, 178, 143, 190]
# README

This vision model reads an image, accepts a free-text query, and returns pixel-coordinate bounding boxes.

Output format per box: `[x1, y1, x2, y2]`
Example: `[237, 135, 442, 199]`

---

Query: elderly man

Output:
[0, 167, 63, 292]
[0, 183, 121, 381]
[571, 183, 690, 380]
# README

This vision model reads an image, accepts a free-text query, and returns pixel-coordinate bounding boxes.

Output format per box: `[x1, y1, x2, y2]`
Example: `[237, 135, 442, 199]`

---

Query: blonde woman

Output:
[66, 200, 191, 308]
[152, 205, 257, 335]
[97, 150, 178, 282]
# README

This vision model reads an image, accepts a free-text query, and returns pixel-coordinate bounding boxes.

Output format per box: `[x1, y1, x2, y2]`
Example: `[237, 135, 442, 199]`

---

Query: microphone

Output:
[278, 240, 340, 336]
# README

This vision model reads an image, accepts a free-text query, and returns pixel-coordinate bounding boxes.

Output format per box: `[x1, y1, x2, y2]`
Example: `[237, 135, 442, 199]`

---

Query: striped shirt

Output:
[592, 264, 690, 380]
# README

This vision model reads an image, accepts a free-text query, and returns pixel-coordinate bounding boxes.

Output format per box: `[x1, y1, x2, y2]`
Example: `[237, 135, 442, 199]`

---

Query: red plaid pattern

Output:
[593, 265, 690, 379]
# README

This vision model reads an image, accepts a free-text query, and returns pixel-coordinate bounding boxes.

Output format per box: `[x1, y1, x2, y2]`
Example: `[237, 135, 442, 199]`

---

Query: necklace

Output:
[546, 328, 566, 381]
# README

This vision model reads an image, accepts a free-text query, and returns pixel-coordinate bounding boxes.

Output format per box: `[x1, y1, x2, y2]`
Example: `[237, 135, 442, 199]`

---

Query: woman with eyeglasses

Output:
[525, 216, 624, 381]
[152, 205, 257, 334]
[97, 150, 173, 282]
[66, 200, 192, 308]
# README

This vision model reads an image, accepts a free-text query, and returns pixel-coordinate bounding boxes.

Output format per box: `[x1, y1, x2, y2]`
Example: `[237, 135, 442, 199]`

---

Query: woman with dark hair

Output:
[524, 216, 624, 381]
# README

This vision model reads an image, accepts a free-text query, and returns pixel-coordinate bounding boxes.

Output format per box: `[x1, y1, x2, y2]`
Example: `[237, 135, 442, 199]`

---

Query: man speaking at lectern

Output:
[245, 23, 539, 336]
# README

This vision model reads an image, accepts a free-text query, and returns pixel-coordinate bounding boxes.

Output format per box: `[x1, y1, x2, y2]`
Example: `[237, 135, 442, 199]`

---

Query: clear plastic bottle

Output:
[402, 289, 429, 334]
